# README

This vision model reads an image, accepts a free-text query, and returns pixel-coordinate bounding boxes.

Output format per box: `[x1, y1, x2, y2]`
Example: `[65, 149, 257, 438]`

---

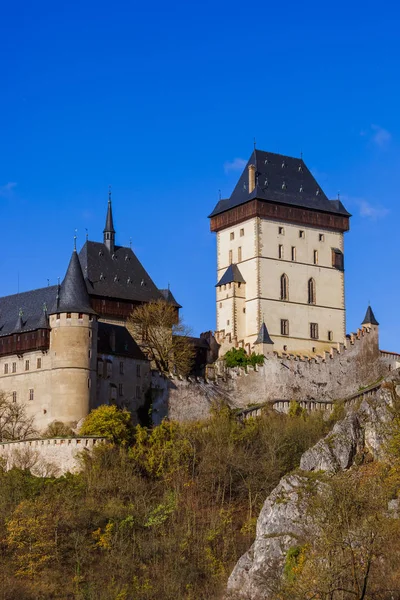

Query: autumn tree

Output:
[128, 299, 195, 376]
[79, 404, 134, 445]
[0, 394, 36, 442]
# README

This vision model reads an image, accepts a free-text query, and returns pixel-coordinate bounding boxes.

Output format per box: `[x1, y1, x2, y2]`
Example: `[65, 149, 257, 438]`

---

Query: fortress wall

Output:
[154, 325, 396, 422]
[0, 436, 107, 477]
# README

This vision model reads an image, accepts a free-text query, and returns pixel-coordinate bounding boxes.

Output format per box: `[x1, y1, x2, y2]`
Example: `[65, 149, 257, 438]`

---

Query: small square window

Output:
[240, 228, 244, 237]
[299, 230, 305, 238]
[281, 319, 289, 336]
[279, 227, 284, 235]
[230, 232, 235, 241]
[319, 234, 325, 242]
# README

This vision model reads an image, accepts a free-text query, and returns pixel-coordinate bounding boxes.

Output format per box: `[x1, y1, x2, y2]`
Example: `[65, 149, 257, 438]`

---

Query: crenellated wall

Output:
[0, 436, 107, 476]
[152, 325, 399, 422]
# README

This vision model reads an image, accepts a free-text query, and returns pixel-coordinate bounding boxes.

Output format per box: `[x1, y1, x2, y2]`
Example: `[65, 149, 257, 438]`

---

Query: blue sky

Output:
[1, 0, 399, 350]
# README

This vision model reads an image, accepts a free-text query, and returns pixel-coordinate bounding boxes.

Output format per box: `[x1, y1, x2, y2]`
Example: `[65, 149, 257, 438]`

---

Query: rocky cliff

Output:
[226, 377, 398, 599]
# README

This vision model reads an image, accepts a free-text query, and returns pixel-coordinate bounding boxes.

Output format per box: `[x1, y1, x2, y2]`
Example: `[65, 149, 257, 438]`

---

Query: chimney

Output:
[248, 164, 256, 193]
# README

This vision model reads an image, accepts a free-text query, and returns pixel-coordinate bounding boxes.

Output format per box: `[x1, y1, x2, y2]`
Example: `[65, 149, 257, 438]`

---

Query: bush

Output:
[224, 347, 264, 368]
[79, 405, 134, 445]
[43, 421, 75, 438]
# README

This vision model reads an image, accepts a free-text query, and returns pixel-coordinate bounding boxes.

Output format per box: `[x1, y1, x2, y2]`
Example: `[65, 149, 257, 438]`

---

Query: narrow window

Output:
[29, 389, 34, 401]
[120, 361, 124, 374]
[78, 313, 83, 319]
[281, 319, 289, 336]
[229, 250, 233, 264]
[118, 383, 123, 397]
[299, 230, 305, 238]
[240, 228, 244, 237]
[319, 234, 325, 242]
[12, 391, 17, 403]
[227, 320, 230, 326]
[219, 302, 222, 308]
[56, 313, 60, 320]
[308, 278, 316, 304]
[89, 314, 93, 321]
[313, 250, 318, 265]
[25, 360, 30, 371]
[4, 364, 8, 374]
[136, 364, 141, 378]
[12, 362, 16, 373]
[66, 312, 71, 319]
[279, 226, 284, 235]
[37, 358, 42, 369]
[88, 350, 92, 359]
[278, 244, 284, 259]
[310, 323, 319, 339]
[230, 232, 234, 240]
[136, 385, 141, 399]
[280, 274, 289, 301]
[291, 246, 296, 261]
[238, 246, 242, 262]
[328, 330, 333, 341]
[97, 359, 103, 376]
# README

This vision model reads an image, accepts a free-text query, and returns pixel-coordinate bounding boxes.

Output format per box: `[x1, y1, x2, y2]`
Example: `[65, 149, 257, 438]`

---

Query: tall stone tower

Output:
[48, 249, 98, 425]
[209, 150, 351, 355]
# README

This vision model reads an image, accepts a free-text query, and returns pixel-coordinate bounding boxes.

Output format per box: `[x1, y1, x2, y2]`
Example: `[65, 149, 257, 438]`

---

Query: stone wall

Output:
[0, 436, 107, 477]
[152, 325, 399, 422]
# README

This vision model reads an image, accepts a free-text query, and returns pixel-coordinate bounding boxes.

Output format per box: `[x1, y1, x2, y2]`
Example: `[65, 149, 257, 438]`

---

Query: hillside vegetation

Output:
[0, 405, 331, 600]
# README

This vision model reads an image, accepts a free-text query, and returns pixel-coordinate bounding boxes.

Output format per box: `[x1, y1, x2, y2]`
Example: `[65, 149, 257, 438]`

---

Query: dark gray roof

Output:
[159, 288, 182, 308]
[104, 198, 115, 234]
[255, 322, 274, 345]
[216, 264, 246, 287]
[79, 241, 166, 303]
[49, 250, 96, 315]
[362, 305, 379, 326]
[209, 150, 351, 218]
[0, 286, 56, 337]
[97, 322, 147, 360]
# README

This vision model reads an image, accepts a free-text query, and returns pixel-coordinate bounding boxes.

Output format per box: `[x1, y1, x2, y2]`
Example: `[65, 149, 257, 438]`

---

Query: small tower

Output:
[361, 304, 379, 359]
[103, 188, 115, 253]
[215, 264, 246, 352]
[48, 249, 98, 427]
[254, 321, 274, 357]
[362, 305, 379, 328]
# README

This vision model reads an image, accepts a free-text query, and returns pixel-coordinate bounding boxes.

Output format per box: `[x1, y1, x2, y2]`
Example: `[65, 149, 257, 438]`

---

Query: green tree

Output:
[79, 405, 134, 445]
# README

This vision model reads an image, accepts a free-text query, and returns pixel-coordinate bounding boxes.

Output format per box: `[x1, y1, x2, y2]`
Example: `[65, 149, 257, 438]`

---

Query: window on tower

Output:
[308, 278, 316, 304]
[278, 245, 284, 259]
[291, 247, 296, 261]
[280, 274, 289, 301]
[238, 247, 242, 262]
[310, 323, 319, 339]
[332, 248, 344, 270]
[281, 319, 289, 336]
[229, 250, 233, 264]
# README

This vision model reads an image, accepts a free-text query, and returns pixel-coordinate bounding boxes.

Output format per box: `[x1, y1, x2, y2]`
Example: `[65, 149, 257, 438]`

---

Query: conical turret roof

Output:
[49, 250, 96, 315]
[362, 305, 379, 326]
[255, 321, 274, 345]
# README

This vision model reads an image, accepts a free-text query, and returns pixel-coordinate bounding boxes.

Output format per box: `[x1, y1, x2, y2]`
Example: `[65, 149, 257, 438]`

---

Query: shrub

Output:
[79, 405, 134, 445]
[224, 347, 264, 368]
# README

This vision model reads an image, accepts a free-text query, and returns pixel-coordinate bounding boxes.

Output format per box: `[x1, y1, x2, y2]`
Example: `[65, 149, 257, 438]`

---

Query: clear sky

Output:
[1, 0, 399, 350]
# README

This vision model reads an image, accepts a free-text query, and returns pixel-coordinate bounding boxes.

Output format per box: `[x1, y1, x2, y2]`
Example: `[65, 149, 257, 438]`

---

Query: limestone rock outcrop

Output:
[226, 380, 396, 599]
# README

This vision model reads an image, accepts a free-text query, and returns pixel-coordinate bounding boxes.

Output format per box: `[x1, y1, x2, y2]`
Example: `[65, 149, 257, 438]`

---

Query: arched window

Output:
[280, 274, 289, 301]
[308, 278, 316, 304]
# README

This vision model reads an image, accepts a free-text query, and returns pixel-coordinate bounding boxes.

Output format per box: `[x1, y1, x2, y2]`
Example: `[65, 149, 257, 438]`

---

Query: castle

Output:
[0, 149, 398, 435]
[0, 196, 180, 431]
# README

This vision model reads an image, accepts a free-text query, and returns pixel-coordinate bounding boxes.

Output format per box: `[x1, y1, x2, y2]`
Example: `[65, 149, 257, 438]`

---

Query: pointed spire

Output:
[103, 186, 115, 252]
[362, 305, 379, 326]
[37, 303, 50, 329]
[255, 321, 274, 345]
[15, 308, 24, 332]
[49, 251, 95, 315]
